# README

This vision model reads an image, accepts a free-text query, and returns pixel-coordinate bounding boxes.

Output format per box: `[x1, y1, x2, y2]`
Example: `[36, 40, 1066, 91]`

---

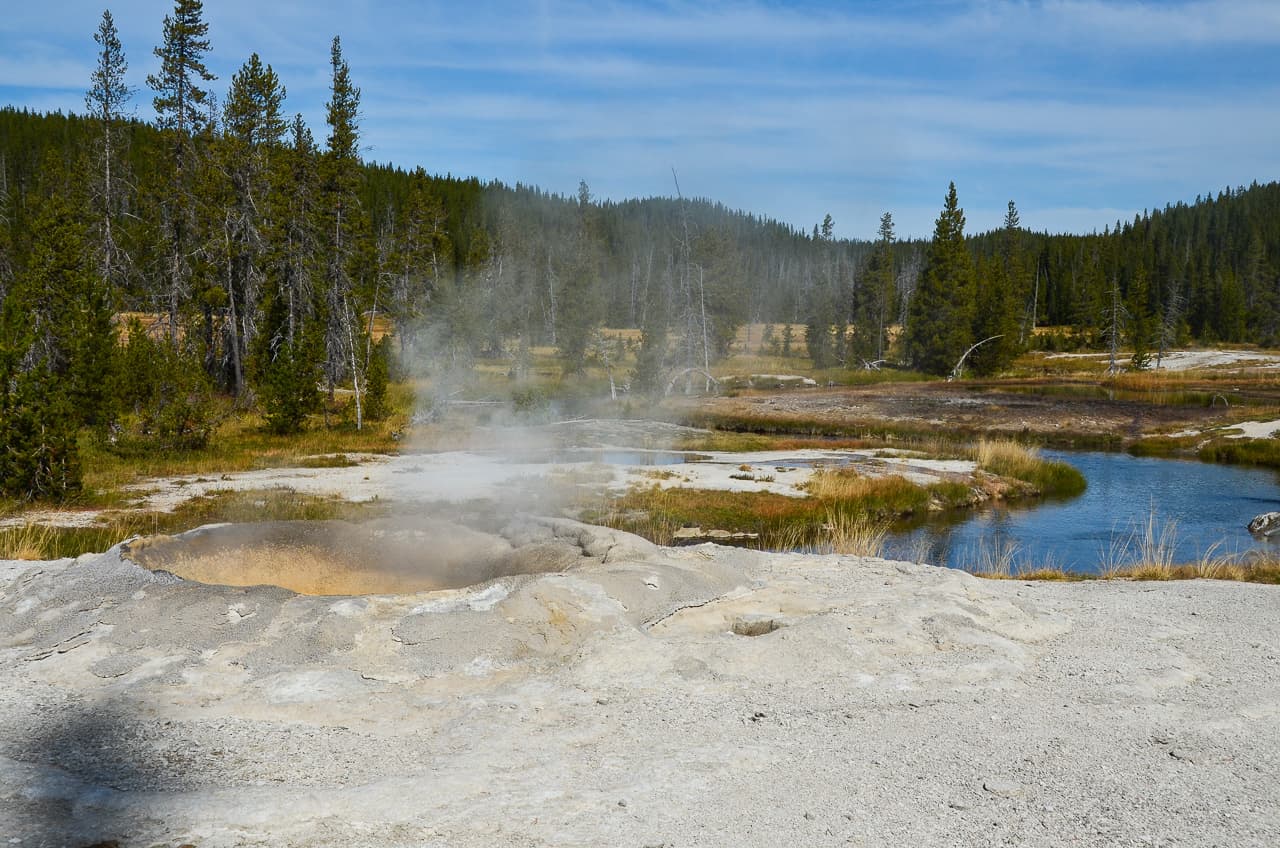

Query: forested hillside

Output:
[2, 0, 1278, 501]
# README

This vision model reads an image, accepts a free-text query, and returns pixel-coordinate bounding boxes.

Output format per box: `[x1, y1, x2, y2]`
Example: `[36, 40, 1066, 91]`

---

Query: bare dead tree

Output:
[949, 335, 1002, 382]
[1102, 277, 1129, 376]
[1155, 279, 1186, 369]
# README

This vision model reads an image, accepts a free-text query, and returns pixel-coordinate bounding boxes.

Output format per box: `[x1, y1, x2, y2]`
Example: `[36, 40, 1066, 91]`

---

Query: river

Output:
[885, 450, 1280, 573]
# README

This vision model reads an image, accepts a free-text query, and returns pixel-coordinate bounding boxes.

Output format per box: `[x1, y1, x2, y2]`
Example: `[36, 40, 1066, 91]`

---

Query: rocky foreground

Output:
[1, 519, 1277, 847]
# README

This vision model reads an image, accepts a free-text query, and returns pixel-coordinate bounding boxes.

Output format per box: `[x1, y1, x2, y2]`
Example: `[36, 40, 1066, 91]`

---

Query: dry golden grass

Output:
[968, 537, 1019, 577]
[970, 438, 1087, 496]
[1128, 513, 1180, 578]
[766, 522, 808, 552]
[0, 523, 57, 560]
[823, 510, 887, 557]
[966, 512, 1280, 584]
[804, 469, 917, 503]
[0, 513, 163, 561]
[973, 438, 1040, 476]
[1013, 567, 1077, 581]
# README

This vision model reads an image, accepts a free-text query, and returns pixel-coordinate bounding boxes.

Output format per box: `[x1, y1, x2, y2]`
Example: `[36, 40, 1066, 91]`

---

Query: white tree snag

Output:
[948, 335, 1002, 382]
[664, 368, 721, 397]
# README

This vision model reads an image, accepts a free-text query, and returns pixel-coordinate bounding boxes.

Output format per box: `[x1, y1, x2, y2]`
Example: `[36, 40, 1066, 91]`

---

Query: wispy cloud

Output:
[2, 1, 1279, 237]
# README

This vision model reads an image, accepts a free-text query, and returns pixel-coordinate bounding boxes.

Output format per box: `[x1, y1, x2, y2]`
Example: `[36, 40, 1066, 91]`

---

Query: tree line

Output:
[2, 0, 1277, 501]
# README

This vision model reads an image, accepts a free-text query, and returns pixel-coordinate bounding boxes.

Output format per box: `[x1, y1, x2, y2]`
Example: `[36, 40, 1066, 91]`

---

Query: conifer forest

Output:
[2, 0, 1279, 501]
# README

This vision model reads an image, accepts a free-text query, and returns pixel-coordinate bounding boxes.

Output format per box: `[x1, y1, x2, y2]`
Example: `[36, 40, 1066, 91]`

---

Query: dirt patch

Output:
[688, 380, 1250, 443]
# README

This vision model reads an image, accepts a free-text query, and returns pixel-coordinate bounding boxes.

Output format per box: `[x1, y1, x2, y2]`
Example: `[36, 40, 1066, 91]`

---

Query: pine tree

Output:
[970, 201, 1024, 376]
[85, 9, 133, 298]
[1127, 267, 1155, 370]
[0, 370, 82, 501]
[1215, 269, 1247, 343]
[218, 53, 287, 396]
[147, 0, 216, 340]
[319, 36, 370, 424]
[1242, 237, 1279, 345]
[852, 212, 895, 367]
[253, 113, 324, 433]
[148, 0, 215, 137]
[386, 168, 451, 366]
[10, 180, 116, 427]
[363, 336, 391, 421]
[252, 286, 322, 435]
[0, 183, 111, 499]
[0, 160, 13, 301]
[804, 285, 835, 369]
[557, 180, 604, 374]
[275, 115, 322, 345]
[905, 182, 976, 376]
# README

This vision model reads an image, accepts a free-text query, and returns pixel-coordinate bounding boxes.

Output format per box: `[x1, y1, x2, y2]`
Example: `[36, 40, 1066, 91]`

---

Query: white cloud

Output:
[4, 0, 1280, 237]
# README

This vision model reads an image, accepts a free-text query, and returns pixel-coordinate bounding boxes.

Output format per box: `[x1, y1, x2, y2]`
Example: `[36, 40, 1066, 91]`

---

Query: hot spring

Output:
[121, 516, 585, 596]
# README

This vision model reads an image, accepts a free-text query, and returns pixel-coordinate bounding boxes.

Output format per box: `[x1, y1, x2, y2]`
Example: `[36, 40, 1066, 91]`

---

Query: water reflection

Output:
[887, 451, 1280, 573]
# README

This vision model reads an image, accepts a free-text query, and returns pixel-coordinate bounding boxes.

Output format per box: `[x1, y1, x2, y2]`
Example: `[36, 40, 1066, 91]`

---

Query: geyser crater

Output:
[121, 516, 585, 596]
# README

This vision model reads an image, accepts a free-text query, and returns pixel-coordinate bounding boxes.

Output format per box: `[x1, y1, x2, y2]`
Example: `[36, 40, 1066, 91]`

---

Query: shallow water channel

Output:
[886, 451, 1280, 574]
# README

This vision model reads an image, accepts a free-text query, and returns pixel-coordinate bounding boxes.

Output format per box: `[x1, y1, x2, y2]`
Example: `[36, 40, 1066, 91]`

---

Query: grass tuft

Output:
[0, 523, 58, 560]
[823, 509, 888, 557]
[972, 438, 1086, 497]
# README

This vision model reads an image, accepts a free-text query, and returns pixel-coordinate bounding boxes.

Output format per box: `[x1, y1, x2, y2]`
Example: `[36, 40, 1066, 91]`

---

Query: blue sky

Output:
[3, 1, 1279, 238]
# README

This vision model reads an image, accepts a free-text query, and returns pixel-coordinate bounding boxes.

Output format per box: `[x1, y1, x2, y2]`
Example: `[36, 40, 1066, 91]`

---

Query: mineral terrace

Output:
[1, 517, 1278, 846]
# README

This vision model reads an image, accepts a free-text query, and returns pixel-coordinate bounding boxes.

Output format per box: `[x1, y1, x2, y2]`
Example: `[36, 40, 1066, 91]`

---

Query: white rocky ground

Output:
[0, 446, 978, 530]
[1044, 348, 1280, 370]
[1, 520, 1278, 847]
[124, 448, 974, 508]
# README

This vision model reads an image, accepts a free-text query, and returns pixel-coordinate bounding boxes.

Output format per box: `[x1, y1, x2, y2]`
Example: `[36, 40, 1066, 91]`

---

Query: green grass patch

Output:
[678, 409, 1126, 452]
[1127, 435, 1195, 457]
[1197, 438, 1280, 469]
[590, 471, 977, 551]
[296, 453, 361, 468]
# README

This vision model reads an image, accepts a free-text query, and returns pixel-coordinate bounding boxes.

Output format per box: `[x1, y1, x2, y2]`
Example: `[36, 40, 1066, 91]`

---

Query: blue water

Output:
[886, 451, 1280, 573]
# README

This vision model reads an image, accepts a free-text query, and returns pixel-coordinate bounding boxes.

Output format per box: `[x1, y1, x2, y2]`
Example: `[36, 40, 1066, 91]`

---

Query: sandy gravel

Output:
[1, 521, 1277, 847]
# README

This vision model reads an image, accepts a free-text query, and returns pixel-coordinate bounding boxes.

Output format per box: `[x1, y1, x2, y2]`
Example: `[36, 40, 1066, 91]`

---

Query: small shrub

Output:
[114, 332, 218, 451]
[362, 337, 392, 422]
[0, 369, 83, 502]
[511, 385, 550, 414]
[255, 331, 322, 436]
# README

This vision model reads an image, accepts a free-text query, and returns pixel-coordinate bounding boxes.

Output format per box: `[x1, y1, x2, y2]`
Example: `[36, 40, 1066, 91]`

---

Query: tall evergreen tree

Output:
[557, 180, 604, 374]
[251, 116, 323, 436]
[0, 161, 12, 302]
[148, 0, 215, 137]
[970, 200, 1024, 375]
[147, 0, 216, 340]
[1127, 266, 1156, 370]
[9, 179, 116, 427]
[217, 53, 286, 396]
[905, 182, 976, 376]
[0, 178, 115, 499]
[320, 36, 373, 425]
[85, 9, 133, 297]
[851, 212, 895, 366]
[387, 167, 450, 364]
